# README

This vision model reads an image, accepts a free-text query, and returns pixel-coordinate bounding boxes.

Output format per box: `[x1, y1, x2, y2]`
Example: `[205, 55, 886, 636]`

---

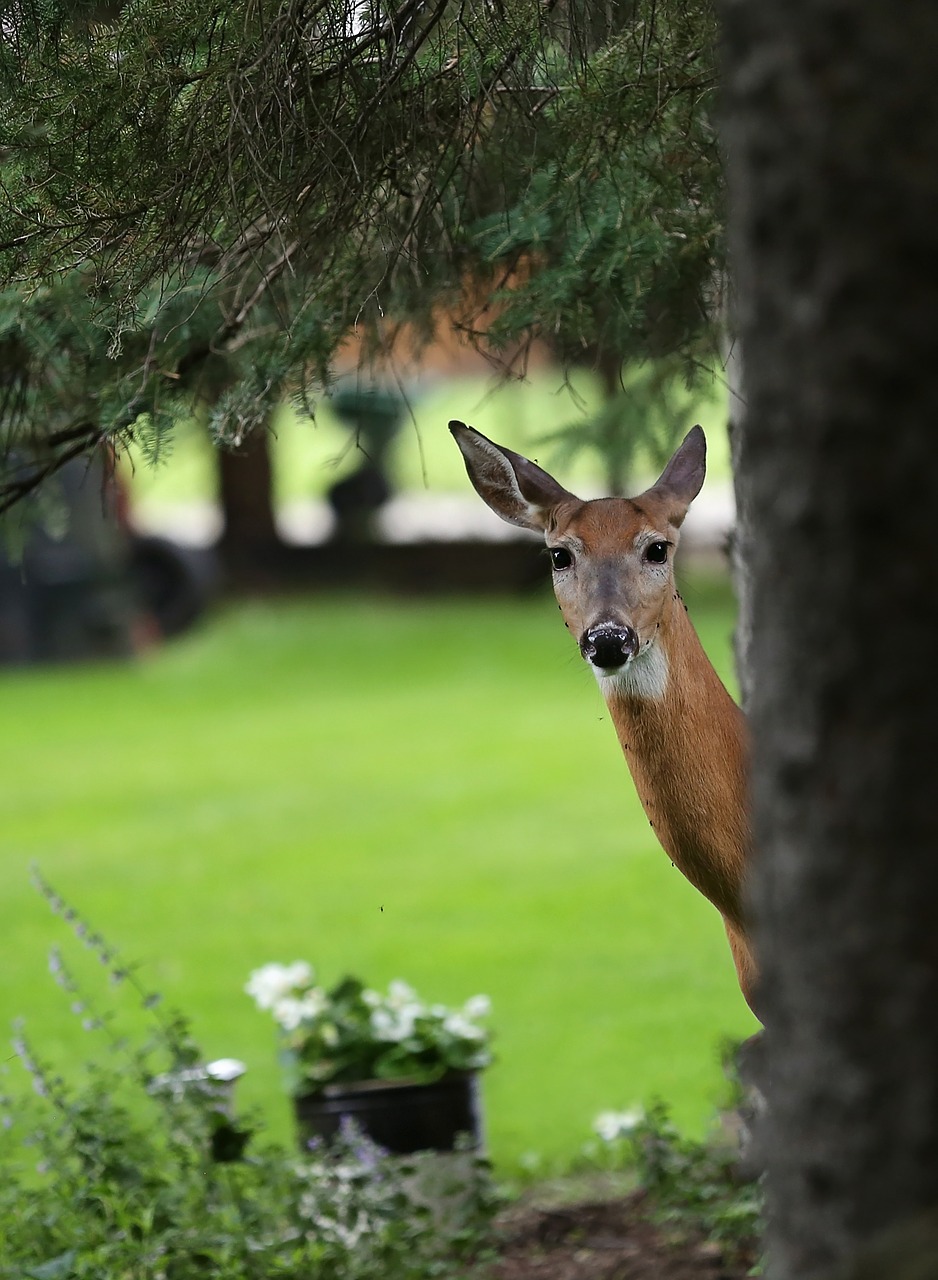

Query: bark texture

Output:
[725, 332, 752, 711]
[720, 3, 938, 1278]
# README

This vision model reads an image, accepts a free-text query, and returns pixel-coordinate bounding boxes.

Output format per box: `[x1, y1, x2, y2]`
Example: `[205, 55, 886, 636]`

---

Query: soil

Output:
[479, 1188, 758, 1280]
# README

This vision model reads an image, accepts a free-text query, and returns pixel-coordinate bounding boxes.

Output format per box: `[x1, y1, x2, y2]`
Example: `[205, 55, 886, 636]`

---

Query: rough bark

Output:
[720, 3, 938, 1278]
[724, 330, 752, 712]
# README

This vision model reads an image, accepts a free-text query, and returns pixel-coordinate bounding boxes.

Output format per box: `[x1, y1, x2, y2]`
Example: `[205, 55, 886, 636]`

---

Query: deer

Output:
[449, 421, 757, 1018]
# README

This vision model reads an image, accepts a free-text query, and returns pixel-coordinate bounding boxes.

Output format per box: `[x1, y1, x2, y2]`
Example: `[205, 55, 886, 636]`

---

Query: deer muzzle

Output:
[579, 624, 640, 671]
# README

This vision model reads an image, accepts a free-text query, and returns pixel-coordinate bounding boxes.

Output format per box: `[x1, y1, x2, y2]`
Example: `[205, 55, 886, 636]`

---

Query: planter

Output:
[293, 1071, 483, 1155]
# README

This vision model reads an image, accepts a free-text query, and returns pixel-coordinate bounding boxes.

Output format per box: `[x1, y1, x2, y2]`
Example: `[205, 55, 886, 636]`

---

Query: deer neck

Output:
[596, 598, 750, 928]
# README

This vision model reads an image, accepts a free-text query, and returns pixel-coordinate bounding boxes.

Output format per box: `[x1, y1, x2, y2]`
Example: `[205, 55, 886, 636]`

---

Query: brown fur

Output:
[601, 604, 755, 1012]
[450, 422, 757, 1018]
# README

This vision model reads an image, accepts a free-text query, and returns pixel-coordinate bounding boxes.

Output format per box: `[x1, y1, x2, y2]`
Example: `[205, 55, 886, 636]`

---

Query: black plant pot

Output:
[293, 1071, 483, 1155]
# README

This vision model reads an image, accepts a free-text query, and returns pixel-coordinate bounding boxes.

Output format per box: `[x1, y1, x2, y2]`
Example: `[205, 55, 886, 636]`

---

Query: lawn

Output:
[0, 580, 757, 1172]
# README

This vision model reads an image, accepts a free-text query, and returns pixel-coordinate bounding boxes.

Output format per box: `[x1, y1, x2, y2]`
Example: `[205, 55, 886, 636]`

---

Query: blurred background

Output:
[0, 349, 756, 1172]
[1, 4, 753, 1170]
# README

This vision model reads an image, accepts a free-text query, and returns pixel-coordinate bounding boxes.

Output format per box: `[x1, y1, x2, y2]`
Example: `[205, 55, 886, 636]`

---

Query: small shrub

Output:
[625, 1100, 762, 1262]
[585, 1049, 763, 1271]
[0, 873, 496, 1279]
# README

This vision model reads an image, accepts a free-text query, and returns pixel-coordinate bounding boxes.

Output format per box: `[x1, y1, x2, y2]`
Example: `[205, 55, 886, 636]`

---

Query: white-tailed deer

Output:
[450, 421, 756, 1016]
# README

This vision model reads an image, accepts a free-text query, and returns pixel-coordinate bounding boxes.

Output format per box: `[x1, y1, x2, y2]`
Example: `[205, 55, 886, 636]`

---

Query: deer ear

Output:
[647, 425, 706, 524]
[449, 421, 577, 532]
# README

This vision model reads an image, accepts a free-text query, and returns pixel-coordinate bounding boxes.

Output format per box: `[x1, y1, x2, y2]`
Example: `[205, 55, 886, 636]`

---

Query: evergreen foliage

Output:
[0, 1, 722, 503]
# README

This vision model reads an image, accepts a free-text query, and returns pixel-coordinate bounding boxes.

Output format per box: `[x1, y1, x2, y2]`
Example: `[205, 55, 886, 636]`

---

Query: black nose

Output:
[579, 625, 639, 670]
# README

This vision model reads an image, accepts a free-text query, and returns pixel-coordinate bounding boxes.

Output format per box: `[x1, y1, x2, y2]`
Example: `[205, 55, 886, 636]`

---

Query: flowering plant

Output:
[246, 962, 493, 1094]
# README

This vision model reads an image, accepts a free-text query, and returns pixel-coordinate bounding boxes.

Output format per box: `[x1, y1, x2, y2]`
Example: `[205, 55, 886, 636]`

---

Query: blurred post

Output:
[327, 388, 406, 545]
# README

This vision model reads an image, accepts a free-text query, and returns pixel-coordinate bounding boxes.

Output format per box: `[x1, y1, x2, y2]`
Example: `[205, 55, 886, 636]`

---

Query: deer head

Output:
[449, 422, 706, 700]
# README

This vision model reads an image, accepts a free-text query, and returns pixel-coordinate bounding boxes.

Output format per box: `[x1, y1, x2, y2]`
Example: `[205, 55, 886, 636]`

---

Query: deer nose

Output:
[579, 625, 639, 670]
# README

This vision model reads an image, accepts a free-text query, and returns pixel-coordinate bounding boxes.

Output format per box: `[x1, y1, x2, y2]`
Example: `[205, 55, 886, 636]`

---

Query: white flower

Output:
[370, 1008, 395, 1040]
[463, 994, 491, 1020]
[245, 964, 290, 1011]
[271, 986, 328, 1031]
[245, 961, 314, 1011]
[285, 960, 314, 984]
[443, 1012, 485, 1041]
[272, 996, 309, 1031]
[386, 979, 418, 1010]
[593, 1108, 645, 1142]
[464, 1047, 492, 1069]
[371, 1005, 417, 1042]
[302, 988, 328, 1017]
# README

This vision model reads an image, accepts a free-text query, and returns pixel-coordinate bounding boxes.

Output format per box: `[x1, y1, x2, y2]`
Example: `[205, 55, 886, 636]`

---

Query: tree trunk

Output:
[724, 328, 752, 712]
[216, 429, 281, 570]
[720, 4, 938, 1278]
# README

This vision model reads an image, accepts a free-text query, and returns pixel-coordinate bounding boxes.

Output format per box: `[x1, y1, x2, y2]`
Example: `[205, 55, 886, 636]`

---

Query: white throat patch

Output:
[594, 642, 669, 701]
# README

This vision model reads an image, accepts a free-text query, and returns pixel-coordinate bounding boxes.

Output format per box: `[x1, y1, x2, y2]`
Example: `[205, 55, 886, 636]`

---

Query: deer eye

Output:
[644, 540, 669, 564]
[549, 547, 573, 571]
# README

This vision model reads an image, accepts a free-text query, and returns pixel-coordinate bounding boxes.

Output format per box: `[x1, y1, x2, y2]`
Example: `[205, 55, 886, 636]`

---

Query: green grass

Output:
[0, 581, 756, 1171]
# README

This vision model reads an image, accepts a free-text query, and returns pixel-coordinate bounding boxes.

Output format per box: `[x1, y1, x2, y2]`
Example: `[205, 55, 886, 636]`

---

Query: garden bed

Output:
[483, 1187, 757, 1280]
